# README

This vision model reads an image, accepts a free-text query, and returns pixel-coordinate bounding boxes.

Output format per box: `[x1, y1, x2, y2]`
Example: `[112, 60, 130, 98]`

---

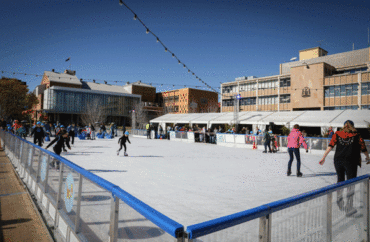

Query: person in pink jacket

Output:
[287, 124, 308, 177]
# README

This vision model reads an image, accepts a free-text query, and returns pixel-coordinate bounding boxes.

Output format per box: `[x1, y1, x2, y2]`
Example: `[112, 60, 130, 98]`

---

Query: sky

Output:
[1, 0, 370, 94]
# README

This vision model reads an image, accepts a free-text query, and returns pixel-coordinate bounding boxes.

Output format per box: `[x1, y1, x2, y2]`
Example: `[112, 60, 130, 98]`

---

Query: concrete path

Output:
[0, 149, 54, 242]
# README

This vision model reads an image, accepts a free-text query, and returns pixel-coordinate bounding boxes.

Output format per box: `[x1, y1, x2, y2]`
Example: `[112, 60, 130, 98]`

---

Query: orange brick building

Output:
[158, 88, 219, 114]
[222, 47, 370, 112]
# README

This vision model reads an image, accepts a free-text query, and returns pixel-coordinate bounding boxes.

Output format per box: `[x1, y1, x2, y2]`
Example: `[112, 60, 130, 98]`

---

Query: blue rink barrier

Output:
[0, 130, 184, 241]
[2, 128, 370, 242]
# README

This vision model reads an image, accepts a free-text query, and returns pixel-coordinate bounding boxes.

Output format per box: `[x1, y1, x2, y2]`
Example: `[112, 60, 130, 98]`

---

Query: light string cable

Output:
[0, 70, 221, 89]
[118, 0, 218, 93]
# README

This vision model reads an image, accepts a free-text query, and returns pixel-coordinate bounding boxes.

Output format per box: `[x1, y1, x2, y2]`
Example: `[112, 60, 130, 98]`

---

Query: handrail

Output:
[186, 174, 370, 239]
[5, 131, 184, 238]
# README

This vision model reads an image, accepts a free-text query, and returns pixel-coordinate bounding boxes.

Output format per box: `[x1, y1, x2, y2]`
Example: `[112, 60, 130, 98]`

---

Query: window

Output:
[324, 87, 329, 98]
[329, 86, 334, 97]
[174, 106, 179, 112]
[334, 86, 340, 97]
[362, 83, 370, 95]
[280, 94, 290, 103]
[352, 84, 358, 96]
[346, 84, 352, 96]
[280, 78, 291, 87]
[340, 85, 345, 96]
[200, 98, 208, 104]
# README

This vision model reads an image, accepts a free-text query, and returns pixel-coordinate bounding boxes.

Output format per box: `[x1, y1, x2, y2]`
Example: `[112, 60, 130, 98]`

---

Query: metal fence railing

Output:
[2, 129, 370, 242]
[0, 129, 183, 242]
[130, 129, 147, 137]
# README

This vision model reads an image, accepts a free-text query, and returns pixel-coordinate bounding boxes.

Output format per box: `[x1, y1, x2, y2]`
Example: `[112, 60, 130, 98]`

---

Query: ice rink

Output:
[31, 135, 370, 227]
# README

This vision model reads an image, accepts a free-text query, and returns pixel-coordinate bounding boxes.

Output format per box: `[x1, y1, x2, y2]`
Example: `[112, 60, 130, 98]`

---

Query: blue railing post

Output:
[326, 192, 332, 241]
[259, 214, 271, 242]
[363, 179, 370, 241]
[109, 196, 119, 242]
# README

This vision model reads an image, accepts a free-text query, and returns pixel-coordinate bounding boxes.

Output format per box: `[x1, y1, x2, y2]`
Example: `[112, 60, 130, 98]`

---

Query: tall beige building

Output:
[221, 47, 370, 112]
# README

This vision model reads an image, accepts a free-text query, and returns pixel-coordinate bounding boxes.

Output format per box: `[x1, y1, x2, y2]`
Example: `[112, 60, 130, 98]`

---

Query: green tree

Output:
[0, 77, 38, 120]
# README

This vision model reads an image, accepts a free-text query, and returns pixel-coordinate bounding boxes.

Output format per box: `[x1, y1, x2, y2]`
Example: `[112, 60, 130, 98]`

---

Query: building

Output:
[32, 70, 142, 125]
[158, 88, 219, 114]
[221, 47, 370, 112]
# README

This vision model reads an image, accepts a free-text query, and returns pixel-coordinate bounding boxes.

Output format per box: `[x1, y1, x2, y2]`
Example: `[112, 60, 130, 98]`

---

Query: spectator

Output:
[327, 126, 334, 139]
[90, 123, 96, 140]
[262, 129, 272, 153]
[287, 124, 308, 177]
[320, 120, 370, 216]
[302, 130, 307, 137]
[146, 123, 151, 139]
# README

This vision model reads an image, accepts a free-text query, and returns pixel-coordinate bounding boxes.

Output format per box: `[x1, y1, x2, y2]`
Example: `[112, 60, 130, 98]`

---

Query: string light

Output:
[117, 0, 219, 94]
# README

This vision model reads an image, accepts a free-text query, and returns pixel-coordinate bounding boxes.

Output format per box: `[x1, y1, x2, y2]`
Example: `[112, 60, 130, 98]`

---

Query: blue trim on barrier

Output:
[5, 132, 184, 238]
[186, 174, 370, 239]
[112, 187, 184, 238]
[187, 205, 269, 239]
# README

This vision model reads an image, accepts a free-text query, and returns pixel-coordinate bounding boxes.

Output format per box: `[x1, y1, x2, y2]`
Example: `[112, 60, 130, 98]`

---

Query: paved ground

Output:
[0, 149, 53, 242]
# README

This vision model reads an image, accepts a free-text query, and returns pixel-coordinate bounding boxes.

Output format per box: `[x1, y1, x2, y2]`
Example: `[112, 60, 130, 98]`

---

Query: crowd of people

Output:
[1, 117, 370, 217]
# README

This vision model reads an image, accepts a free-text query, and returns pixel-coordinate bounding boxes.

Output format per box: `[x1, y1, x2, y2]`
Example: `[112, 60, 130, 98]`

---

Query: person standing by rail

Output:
[319, 120, 370, 216]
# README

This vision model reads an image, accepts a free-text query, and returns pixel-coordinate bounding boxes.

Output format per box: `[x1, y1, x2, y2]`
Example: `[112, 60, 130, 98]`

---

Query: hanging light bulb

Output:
[165, 48, 168, 52]
[133, 14, 137, 20]
[156, 37, 159, 42]
[178, 60, 181, 64]
[146, 28, 149, 34]
[172, 53, 175, 57]
[119, 0, 124, 6]
[188, 69, 190, 73]
[183, 64, 186, 68]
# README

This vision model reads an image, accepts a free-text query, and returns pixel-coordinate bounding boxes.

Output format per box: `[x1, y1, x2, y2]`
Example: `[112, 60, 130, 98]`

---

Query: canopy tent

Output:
[150, 110, 370, 129]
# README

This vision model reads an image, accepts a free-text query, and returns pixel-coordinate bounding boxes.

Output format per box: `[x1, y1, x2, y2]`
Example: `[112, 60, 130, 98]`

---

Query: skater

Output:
[286, 124, 308, 177]
[262, 129, 272, 153]
[45, 130, 71, 170]
[30, 121, 45, 147]
[67, 123, 76, 145]
[90, 123, 96, 140]
[117, 131, 131, 156]
[319, 120, 370, 217]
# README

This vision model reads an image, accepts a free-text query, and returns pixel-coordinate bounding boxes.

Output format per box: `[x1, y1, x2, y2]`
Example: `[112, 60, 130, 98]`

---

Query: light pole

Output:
[234, 94, 241, 131]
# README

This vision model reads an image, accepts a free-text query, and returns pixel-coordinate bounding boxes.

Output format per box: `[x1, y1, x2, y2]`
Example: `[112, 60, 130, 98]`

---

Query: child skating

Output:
[45, 130, 71, 170]
[117, 131, 131, 156]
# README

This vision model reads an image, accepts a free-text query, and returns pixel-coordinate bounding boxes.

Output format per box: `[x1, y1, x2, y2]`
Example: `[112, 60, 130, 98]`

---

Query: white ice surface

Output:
[35, 136, 370, 227]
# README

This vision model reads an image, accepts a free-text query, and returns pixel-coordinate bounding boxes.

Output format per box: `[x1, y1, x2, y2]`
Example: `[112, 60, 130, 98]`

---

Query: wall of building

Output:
[189, 89, 218, 113]
[132, 85, 156, 103]
[290, 62, 327, 110]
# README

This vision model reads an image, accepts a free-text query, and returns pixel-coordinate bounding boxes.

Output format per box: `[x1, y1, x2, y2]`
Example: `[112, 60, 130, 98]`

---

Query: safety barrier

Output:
[0, 130, 184, 242]
[130, 129, 147, 137]
[169, 131, 194, 143]
[2, 129, 370, 242]
[186, 175, 370, 241]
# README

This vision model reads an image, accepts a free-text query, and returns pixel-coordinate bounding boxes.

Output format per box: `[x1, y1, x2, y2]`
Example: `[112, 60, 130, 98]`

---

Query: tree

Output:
[80, 99, 107, 126]
[0, 77, 38, 120]
[133, 101, 149, 130]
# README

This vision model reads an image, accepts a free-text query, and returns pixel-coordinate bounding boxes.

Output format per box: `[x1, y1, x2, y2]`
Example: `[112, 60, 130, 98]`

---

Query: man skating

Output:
[45, 130, 71, 170]
[31, 121, 45, 147]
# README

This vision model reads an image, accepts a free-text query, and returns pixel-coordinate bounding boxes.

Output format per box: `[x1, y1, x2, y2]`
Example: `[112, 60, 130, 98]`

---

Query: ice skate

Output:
[124, 152, 128, 156]
[287, 170, 292, 176]
[117, 150, 119, 156]
[297, 172, 303, 177]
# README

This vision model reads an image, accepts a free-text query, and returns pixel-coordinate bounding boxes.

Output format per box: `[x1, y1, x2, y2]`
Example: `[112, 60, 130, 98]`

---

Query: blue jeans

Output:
[287, 148, 301, 173]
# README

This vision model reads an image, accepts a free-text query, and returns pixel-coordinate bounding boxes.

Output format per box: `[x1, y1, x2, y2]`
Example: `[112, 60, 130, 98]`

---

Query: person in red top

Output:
[320, 120, 370, 216]
[12, 120, 21, 133]
[287, 124, 308, 177]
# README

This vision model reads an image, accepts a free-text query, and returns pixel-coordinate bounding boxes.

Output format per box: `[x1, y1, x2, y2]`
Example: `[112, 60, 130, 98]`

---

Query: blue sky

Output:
[1, 0, 369, 94]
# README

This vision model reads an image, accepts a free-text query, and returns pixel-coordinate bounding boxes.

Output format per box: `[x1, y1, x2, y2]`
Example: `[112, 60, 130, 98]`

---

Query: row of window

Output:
[222, 79, 291, 93]
[335, 67, 368, 75]
[324, 83, 370, 97]
[222, 94, 291, 107]
[324, 106, 359, 110]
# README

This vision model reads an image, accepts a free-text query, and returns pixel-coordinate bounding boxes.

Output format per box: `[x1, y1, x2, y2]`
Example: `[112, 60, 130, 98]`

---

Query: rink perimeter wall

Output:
[1, 129, 370, 242]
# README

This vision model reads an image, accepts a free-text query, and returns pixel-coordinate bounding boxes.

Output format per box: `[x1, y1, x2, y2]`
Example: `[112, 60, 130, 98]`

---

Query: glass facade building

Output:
[43, 86, 141, 117]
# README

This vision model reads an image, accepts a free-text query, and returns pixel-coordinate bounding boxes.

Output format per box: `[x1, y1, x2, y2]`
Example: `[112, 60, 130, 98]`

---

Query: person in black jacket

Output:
[0, 118, 6, 130]
[31, 121, 45, 147]
[117, 131, 131, 156]
[320, 120, 370, 216]
[45, 130, 71, 169]
[68, 123, 76, 145]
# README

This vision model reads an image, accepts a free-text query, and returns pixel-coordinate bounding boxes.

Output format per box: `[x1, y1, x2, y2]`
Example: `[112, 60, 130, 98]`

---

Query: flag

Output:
[65, 57, 71, 62]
